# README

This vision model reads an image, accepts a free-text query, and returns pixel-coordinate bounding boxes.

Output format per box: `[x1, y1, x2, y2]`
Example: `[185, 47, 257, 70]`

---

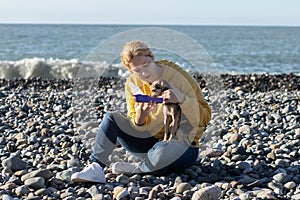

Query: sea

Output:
[0, 24, 299, 79]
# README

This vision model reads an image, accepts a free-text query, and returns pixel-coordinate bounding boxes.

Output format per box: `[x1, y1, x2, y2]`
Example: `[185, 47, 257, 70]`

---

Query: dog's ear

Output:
[161, 80, 170, 91]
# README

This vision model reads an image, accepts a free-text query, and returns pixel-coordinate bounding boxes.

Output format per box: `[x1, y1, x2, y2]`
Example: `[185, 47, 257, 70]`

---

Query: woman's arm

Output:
[167, 74, 211, 128]
[125, 79, 153, 126]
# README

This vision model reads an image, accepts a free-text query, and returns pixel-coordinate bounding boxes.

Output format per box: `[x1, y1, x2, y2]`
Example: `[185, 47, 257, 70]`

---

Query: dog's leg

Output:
[164, 113, 170, 142]
[168, 116, 175, 142]
[169, 106, 181, 142]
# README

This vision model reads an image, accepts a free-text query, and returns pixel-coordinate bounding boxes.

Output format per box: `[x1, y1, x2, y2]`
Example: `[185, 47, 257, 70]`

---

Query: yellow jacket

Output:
[125, 60, 211, 147]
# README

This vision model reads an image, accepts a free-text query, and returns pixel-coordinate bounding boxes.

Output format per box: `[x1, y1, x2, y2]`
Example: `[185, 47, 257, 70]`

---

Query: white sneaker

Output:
[111, 162, 141, 175]
[71, 162, 106, 183]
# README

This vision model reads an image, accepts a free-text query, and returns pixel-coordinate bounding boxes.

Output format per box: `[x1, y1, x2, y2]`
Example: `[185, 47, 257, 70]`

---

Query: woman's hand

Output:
[134, 102, 157, 126]
[162, 84, 186, 104]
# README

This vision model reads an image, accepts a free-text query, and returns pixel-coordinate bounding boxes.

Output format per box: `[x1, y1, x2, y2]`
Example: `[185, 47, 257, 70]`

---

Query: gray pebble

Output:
[1, 75, 299, 200]
[24, 177, 45, 189]
[2, 155, 28, 172]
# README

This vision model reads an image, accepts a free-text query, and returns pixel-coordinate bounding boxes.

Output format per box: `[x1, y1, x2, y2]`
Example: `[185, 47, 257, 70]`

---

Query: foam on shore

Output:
[0, 58, 125, 79]
[1, 58, 299, 80]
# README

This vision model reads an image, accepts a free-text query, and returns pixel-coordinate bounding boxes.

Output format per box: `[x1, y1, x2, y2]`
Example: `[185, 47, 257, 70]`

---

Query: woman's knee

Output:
[147, 142, 186, 168]
[101, 112, 119, 127]
[99, 112, 119, 136]
[104, 112, 127, 125]
[103, 112, 114, 121]
[147, 142, 197, 171]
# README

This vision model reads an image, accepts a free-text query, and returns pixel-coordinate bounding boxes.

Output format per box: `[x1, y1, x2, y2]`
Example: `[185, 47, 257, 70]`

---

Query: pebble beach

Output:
[0, 73, 299, 200]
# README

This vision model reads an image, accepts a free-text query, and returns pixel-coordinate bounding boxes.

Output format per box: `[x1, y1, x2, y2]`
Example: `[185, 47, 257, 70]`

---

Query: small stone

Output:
[270, 113, 282, 122]
[15, 185, 30, 196]
[0, 182, 16, 190]
[176, 183, 192, 194]
[284, 181, 296, 189]
[170, 197, 181, 200]
[237, 161, 251, 170]
[173, 176, 183, 187]
[2, 155, 28, 172]
[21, 169, 54, 182]
[229, 133, 241, 142]
[256, 190, 276, 199]
[67, 157, 81, 168]
[116, 189, 128, 200]
[149, 184, 163, 199]
[273, 173, 291, 184]
[116, 174, 129, 185]
[282, 105, 291, 114]
[239, 192, 252, 200]
[268, 182, 283, 195]
[291, 194, 300, 200]
[1, 194, 13, 200]
[238, 125, 251, 134]
[92, 194, 104, 200]
[200, 148, 224, 158]
[41, 128, 50, 136]
[15, 132, 28, 140]
[192, 185, 222, 200]
[236, 90, 245, 97]
[34, 188, 51, 196]
[139, 187, 149, 197]
[60, 191, 75, 199]
[113, 186, 125, 200]
[135, 197, 145, 200]
[87, 185, 100, 197]
[267, 152, 276, 160]
[24, 177, 45, 189]
[56, 169, 73, 182]
[0, 136, 7, 145]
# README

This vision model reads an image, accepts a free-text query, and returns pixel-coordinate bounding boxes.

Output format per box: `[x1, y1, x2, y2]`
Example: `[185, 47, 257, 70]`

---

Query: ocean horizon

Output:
[0, 24, 299, 79]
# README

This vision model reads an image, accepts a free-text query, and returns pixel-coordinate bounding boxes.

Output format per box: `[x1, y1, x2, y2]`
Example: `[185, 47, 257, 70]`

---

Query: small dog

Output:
[150, 80, 181, 142]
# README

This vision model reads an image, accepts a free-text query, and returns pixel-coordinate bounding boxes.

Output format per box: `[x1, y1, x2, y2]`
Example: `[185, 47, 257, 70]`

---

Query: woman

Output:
[71, 41, 211, 183]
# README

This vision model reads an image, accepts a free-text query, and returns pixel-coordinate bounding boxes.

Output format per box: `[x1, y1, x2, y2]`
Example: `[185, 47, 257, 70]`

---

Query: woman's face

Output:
[129, 55, 161, 83]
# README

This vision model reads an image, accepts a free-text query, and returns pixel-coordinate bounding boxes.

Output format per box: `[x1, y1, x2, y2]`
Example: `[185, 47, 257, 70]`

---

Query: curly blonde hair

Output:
[121, 41, 154, 69]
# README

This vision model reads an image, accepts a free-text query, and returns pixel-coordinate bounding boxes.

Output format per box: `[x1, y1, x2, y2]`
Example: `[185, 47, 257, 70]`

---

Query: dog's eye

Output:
[155, 84, 161, 89]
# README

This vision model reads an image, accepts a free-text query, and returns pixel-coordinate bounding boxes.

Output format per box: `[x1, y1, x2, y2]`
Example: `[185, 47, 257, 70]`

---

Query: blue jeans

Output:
[92, 112, 198, 174]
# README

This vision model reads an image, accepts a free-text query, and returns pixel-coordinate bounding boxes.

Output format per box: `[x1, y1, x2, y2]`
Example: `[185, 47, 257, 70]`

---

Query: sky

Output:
[0, 0, 300, 26]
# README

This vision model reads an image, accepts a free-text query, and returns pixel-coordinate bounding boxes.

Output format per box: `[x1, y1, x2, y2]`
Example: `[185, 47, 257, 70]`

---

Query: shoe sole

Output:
[71, 177, 106, 183]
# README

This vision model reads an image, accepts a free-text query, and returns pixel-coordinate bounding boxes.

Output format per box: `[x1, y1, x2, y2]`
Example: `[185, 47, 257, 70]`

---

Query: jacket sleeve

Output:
[171, 72, 211, 128]
[125, 79, 151, 126]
